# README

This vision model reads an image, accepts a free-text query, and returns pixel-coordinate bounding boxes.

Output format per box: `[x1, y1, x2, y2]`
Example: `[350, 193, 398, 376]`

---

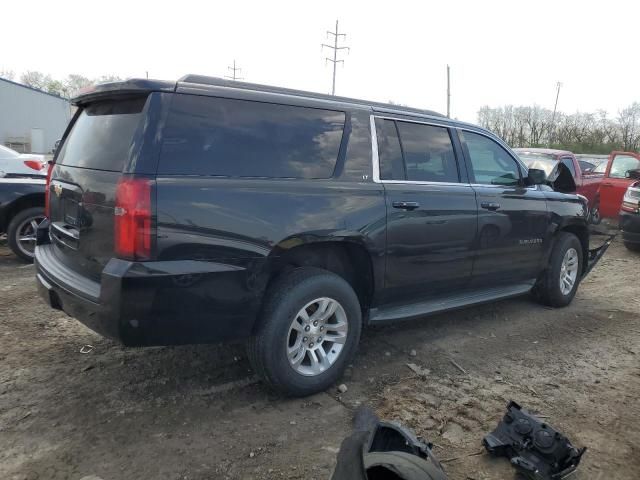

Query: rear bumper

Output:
[35, 242, 265, 346]
[619, 211, 640, 244]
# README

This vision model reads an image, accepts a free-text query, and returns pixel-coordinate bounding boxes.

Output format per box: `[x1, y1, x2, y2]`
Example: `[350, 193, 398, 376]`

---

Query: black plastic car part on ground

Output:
[483, 401, 586, 480]
[34, 75, 610, 396]
[331, 406, 447, 480]
[0, 178, 46, 262]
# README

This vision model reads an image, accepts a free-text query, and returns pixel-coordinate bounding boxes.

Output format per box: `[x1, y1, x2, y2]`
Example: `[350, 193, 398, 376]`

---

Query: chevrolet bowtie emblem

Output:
[53, 183, 62, 197]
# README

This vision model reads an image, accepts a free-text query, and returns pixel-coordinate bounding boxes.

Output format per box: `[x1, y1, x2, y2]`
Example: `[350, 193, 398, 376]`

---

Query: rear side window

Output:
[57, 97, 147, 172]
[375, 118, 404, 180]
[396, 122, 459, 182]
[159, 95, 345, 178]
[462, 131, 521, 186]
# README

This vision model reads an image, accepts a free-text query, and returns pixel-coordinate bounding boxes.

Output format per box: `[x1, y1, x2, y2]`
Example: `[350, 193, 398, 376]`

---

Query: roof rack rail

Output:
[178, 74, 444, 118]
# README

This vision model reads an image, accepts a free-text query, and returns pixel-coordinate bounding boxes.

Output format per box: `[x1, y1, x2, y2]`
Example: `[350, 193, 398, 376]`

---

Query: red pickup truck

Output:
[591, 151, 640, 219]
[515, 149, 640, 222]
[514, 148, 602, 218]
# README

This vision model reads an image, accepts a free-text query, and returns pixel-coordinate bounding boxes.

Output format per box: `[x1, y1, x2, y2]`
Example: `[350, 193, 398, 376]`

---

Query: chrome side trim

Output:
[370, 115, 381, 183]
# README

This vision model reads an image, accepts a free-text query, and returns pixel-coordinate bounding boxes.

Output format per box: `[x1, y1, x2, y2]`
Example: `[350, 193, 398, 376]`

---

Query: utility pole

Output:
[446, 65, 451, 118]
[225, 59, 243, 81]
[322, 20, 349, 95]
[549, 81, 562, 145]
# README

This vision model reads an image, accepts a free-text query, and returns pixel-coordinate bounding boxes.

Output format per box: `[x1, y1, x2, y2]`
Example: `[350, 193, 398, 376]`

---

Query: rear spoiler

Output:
[71, 78, 176, 106]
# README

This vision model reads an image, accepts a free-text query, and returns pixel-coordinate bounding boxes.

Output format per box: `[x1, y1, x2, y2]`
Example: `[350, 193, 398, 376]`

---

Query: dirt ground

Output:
[1, 236, 639, 480]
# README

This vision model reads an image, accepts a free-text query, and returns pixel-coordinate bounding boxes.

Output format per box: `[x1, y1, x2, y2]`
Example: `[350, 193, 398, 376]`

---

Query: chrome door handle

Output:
[481, 202, 501, 211]
[392, 201, 420, 210]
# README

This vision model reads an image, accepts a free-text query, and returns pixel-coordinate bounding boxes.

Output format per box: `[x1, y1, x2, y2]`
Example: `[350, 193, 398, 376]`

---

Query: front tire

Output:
[534, 232, 583, 307]
[247, 267, 362, 397]
[7, 207, 45, 263]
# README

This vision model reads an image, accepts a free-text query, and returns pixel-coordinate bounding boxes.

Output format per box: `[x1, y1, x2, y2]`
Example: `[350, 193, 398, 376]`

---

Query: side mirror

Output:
[547, 163, 577, 193]
[526, 168, 547, 185]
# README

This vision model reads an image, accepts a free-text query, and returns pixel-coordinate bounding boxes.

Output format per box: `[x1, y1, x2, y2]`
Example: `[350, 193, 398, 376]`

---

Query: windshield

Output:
[517, 153, 557, 175]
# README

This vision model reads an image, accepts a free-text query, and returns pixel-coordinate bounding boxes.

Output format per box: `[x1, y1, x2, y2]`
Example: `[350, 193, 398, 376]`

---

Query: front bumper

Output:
[35, 241, 265, 346]
[583, 230, 616, 277]
[619, 211, 640, 245]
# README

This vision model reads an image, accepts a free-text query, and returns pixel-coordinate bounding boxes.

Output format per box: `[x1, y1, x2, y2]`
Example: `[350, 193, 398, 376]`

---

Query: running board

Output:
[369, 282, 535, 323]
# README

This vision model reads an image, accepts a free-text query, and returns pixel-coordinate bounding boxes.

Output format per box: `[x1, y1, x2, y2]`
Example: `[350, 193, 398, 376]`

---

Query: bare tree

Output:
[20, 70, 53, 91]
[0, 69, 15, 80]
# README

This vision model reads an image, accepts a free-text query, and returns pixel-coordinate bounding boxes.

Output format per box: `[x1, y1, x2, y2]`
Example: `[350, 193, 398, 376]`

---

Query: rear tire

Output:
[534, 232, 583, 307]
[624, 241, 640, 252]
[7, 207, 45, 263]
[247, 267, 362, 397]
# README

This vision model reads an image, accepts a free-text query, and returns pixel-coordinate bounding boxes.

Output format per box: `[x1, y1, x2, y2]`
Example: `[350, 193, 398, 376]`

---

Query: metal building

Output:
[0, 77, 72, 154]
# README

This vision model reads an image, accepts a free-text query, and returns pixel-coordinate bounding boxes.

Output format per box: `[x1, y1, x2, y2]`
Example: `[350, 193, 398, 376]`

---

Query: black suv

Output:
[35, 76, 605, 396]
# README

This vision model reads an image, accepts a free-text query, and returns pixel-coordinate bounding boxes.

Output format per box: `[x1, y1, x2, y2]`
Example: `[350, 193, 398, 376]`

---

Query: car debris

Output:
[483, 401, 586, 480]
[331, 406, 447, 480]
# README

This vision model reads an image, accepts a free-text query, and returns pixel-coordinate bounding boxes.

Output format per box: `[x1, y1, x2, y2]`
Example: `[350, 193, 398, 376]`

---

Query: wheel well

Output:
[267, 242, 375, 313]
[1, 193, 45, 233]
[559, 224, 589, 273]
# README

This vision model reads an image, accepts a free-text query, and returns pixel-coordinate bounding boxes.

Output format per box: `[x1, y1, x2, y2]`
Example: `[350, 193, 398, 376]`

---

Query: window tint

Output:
[609, 154, 640, 178]
[396, 122, 459, 182]
[159, 95, 345, 178]
[375, 118, 404, 180]
[560, 157, 576, 178]
[57, 97, 147, 172]
[462, 132, 521, 186]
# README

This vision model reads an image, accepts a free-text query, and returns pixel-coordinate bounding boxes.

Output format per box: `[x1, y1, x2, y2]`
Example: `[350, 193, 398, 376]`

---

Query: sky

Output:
[1, 0, 638, 123]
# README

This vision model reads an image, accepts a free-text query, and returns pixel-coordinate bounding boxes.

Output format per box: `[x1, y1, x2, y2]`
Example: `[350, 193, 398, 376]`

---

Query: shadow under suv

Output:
[35, 75, 608, 396]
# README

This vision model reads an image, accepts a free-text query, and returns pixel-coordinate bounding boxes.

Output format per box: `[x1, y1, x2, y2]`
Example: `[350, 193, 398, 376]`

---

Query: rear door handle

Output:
[392, 201, 420, 210]
[481, 202, 501, 211]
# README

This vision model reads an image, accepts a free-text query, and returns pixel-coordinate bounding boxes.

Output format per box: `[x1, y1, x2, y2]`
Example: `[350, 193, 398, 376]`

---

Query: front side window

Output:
[609, 154, 640, 178]
[462, 131, 521, 186]
[159, 95, 345, 179]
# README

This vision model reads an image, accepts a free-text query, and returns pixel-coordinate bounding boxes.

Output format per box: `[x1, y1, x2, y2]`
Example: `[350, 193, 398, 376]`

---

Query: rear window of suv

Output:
[158, 95, 346, 179]
[57, 96, 147, 172]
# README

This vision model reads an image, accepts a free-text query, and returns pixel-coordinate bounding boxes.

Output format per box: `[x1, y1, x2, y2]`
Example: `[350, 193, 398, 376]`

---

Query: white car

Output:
[0, 145, 47, 178]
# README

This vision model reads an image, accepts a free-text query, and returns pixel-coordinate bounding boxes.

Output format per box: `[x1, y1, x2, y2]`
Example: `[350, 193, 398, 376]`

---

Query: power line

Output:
[322, 19, 349, 95]
[225, 59, 243, 81]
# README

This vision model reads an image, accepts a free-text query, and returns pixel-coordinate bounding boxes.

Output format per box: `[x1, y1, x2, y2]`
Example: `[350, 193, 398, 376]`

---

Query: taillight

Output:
[114, 177, 153, 260]
[44, 162, 54, 218]
[24, 159, 44, 171]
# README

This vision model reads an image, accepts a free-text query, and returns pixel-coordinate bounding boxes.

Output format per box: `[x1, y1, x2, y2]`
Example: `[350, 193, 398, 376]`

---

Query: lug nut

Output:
[309, 342, 314, 347]
[319, 326, 324, 331]
[303, 337, 308, 342]
[318, 336, 322, 342]
[313, 321, 318, 327]
[305, 325, 311, 332]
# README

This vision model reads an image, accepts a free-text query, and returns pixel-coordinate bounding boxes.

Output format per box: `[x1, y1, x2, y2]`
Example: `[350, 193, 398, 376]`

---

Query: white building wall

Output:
[0, 78, 72, 153]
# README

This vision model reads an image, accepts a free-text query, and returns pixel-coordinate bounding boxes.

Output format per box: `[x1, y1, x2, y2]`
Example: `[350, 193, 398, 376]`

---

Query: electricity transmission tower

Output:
[322, 20, 349, 95]
[225, 60, 243, 81]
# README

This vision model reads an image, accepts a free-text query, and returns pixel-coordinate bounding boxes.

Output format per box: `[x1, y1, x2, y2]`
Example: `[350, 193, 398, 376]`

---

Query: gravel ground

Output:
[0, 236, 638, 480]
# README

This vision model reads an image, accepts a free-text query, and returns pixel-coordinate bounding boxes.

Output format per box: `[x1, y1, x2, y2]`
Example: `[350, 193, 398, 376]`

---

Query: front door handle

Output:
[392, 201, 420, 210]
[481, 202, 501, 211]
